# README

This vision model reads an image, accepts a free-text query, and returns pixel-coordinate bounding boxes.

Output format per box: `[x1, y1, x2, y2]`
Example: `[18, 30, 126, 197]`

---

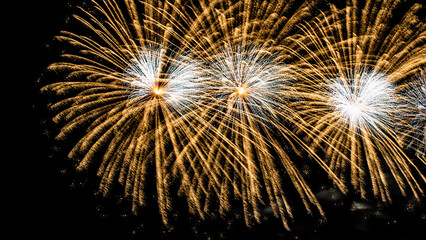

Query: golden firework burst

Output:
[288, 0, 426, 202]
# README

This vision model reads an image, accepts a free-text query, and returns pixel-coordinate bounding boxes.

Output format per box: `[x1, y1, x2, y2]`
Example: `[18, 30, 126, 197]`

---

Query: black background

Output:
[15, 0, 426, 239]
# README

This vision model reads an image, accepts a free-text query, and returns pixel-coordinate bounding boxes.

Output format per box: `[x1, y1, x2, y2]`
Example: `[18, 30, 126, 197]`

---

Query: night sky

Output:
[16, 0, 426, 239]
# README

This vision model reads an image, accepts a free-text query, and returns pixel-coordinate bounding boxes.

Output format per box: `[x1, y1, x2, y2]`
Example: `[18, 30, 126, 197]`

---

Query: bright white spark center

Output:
[329, 71, 395, 127]
[236, 86, 247, 95]
[125, 46, 203, 108]
[341, 99, 365, 122]
[153, 86, 165, 96]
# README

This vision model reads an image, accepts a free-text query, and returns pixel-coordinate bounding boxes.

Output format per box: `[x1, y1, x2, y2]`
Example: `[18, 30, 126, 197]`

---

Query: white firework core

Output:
[236, 86, 247, 95]
[125, 46, 203, 107]
[207, 44, 293, 119]
[153, 87, 165, 96]
[329, 70, 396, 128]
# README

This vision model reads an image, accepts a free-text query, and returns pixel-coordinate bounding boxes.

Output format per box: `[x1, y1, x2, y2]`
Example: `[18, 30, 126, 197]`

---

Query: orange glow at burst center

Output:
[236, 87, 247, 95]
[153, 87, 165, 96]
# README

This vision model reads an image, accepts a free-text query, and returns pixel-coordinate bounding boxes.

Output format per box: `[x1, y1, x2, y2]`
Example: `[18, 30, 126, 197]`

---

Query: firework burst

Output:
[289, 0, 426, 201]
[173, 0, 348, 228]
[196, 43, 344, 228]
[41, 0, 218, 224]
